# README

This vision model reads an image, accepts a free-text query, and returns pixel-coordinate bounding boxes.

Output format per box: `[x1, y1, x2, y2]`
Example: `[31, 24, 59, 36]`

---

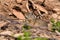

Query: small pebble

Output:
[16, 0, 22, 3]
[52, 14, 58, 18]
[58, 16, 60, 19]
[13, 33, 24, 37]
[0, 31, 13, 35]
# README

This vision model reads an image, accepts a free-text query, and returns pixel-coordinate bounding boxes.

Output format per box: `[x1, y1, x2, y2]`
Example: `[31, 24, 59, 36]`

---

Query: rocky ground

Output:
[0, 0, 60, 40]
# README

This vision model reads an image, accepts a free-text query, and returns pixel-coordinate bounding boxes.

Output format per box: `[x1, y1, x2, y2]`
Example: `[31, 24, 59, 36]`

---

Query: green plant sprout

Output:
[23, 37, 31, 40]
[50, 18, 55, 23]
[17, 36, 22, 40]
[24, 31, 31, 37]
[23, 24, 31, 30]
[34, 37, 48, 40]
[17, 32, 31, 40]
[50, 18, 60, 32]
[17, 31, 48, 40]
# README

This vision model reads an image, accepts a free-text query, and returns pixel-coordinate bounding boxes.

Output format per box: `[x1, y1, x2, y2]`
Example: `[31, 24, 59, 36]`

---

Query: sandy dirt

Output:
[0, 0, 60, 40]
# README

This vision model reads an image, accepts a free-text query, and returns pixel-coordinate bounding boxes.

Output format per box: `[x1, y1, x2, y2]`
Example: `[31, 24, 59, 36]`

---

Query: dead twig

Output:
[41, 0, 46, 7]
[0, 34, 17, 39]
